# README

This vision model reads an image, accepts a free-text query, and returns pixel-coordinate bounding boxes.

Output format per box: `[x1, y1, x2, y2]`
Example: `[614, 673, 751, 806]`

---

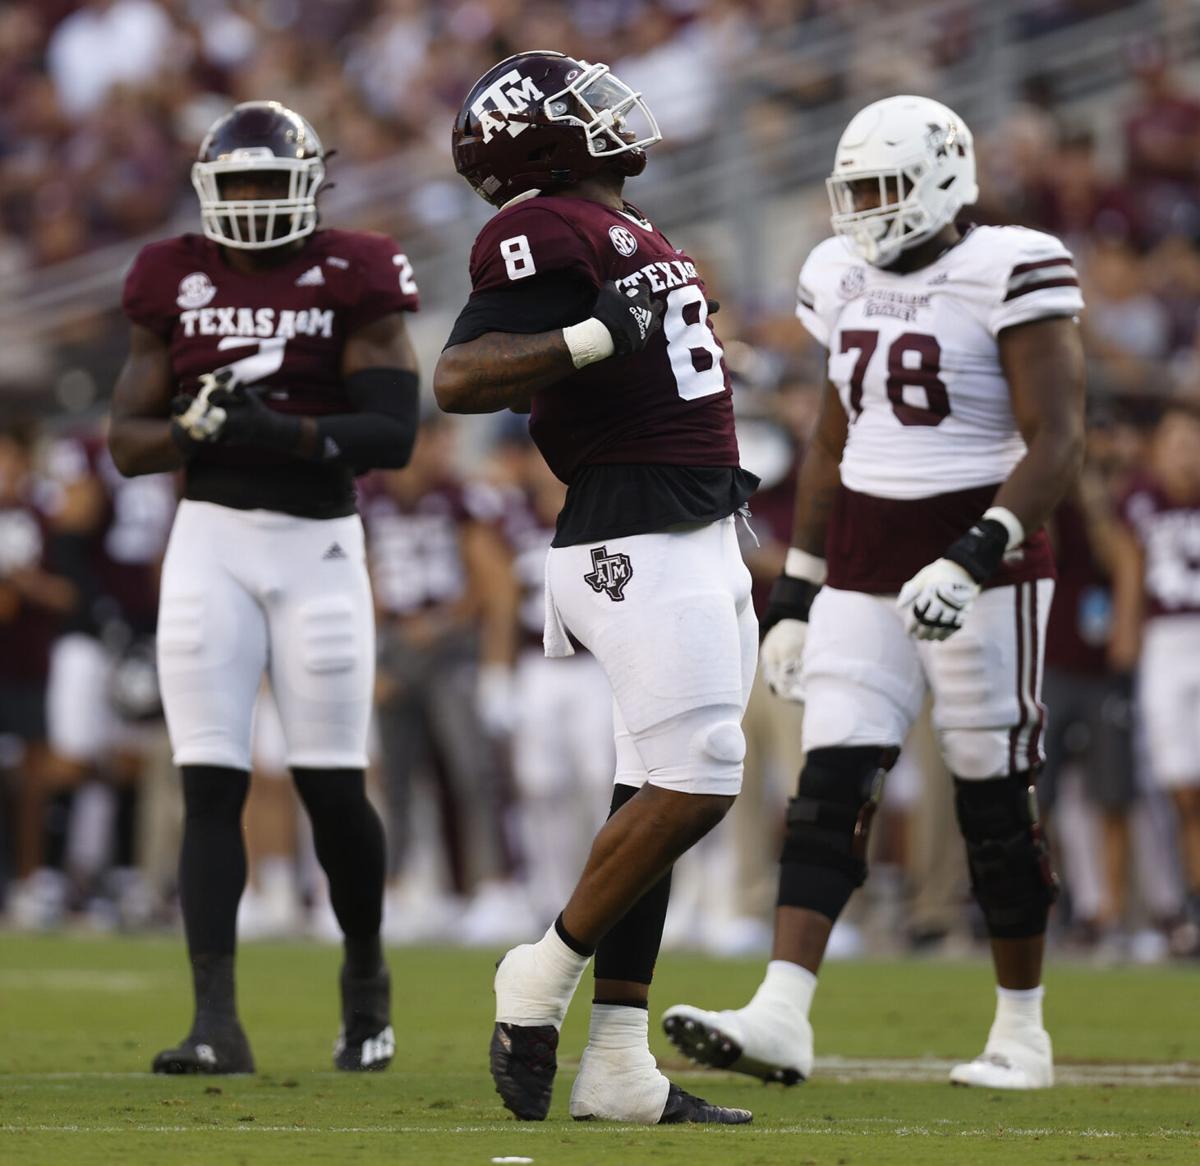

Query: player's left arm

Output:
[990, 315, 1087, 535]
[898, 315, 1085, 641]
[215, 311, 421, 468]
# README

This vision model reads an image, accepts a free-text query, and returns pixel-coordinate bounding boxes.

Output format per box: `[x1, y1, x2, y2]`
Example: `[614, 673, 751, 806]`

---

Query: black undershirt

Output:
[184, 458, 357, 519]
[446, 274, 758, 546]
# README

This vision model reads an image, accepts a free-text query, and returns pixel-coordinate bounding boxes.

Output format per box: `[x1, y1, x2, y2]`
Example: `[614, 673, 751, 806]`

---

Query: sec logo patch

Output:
[176, 271, 217, 309]
[609, 225, 638, 257]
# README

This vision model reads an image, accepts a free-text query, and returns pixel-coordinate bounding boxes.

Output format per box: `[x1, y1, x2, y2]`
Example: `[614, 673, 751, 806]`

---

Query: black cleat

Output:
[658, 1082, 752, 1125]
[490, 1022, 558, 1120]
[152, 1024, 255, 1075]
[662, 1012, 804, 1086]
[334, 965, 394, 1072]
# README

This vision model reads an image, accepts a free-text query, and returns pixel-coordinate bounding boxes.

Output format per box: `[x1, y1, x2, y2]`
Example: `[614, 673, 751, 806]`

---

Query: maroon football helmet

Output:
[191, 101, 325, 250]
[452, 51, 662, 207]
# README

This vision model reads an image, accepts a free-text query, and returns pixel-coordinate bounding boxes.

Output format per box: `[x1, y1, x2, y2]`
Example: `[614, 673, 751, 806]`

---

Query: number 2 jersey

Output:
[121, 229, 419, 518]
[446, 192, 757, 546]
[795, 225, 1084, 593]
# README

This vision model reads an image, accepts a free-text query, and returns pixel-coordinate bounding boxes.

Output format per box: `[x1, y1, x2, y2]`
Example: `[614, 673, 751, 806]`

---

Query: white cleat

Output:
[949, 1027, 1054, 1089]
[661, 1003, 812, 1086]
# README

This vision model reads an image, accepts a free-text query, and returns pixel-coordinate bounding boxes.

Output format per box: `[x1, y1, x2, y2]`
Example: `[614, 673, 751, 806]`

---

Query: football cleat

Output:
[949, 1027, 1054, 1090]
[152, 1024, 255, 1075]
[490, 1022, 559, 1120]
[658, 1083, 752, 1125]
[662, 1004, 810, 1086]
[334, 965, 394, 1072]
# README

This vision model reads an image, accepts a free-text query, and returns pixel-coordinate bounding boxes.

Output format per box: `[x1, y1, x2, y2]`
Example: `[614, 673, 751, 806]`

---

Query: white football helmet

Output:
[827, 95, 978, 267]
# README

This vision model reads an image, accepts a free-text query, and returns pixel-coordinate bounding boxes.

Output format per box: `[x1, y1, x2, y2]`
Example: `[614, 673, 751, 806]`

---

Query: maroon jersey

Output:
[0, 497, 57, 683]
[1044, 496, 1110, 675]
[825, 482, 1055, 595]
[121, 228, 419, 517]
[46, 433, 175, 633]
[359, 474, 502, 617]
[1120, 474, 1200, 618]
[468, 195, 739, 482]
[493, 485, 556, 649]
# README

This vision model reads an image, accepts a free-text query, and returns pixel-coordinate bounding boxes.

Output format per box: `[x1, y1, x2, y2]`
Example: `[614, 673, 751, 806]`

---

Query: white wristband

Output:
[983, 506, 1025, 553]
[562, 317, 615, 369]
[785, 547, 827, 584]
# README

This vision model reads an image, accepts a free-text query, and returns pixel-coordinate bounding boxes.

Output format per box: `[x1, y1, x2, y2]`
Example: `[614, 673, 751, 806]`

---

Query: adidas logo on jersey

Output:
[323, 542, 347, 560]
[295, 266, 325, 287]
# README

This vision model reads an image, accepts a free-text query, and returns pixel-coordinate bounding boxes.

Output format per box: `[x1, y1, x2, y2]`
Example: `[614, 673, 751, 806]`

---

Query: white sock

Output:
[586, 1004, 657, 1066]
[494, 923, 591, 1027]
[745, 960, 818, 1023]
[571, 1004, 669, 1122]
[994, 985, 1045, 1030]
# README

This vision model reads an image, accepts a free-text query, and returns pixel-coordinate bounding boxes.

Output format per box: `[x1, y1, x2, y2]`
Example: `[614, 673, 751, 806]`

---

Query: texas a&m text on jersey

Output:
[109, 100, 421, 1082]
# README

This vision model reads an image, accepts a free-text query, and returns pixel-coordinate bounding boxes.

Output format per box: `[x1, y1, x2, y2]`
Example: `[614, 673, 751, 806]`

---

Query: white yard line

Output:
[812, 1055, 1200, 1087]
[1, 1059, 1196, 1087]
[0, 1122, 1197, 1138]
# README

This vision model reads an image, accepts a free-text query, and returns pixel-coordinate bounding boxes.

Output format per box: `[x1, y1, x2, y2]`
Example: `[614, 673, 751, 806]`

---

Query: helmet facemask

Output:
[543, 62, 661, 164]
[827, 167, 933, 267]
[191, 150, 324, 251]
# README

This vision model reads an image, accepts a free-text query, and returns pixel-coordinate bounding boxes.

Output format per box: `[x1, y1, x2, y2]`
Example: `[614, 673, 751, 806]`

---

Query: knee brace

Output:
[778, 745, 898, 920]
[954, 772, 1059, 939]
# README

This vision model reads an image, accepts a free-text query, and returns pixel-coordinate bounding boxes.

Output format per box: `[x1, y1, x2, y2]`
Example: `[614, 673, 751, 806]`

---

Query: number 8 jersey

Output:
[796, 225, 1084, 592]
[451, 191, 755, 547]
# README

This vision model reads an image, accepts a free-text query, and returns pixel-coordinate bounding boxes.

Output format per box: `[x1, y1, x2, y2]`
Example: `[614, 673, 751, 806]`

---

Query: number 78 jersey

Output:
[796, 226, 1084, 500]
[467, 193, 739, 483]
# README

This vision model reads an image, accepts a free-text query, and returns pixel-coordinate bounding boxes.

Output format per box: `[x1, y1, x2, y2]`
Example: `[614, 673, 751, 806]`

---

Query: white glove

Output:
[760, 548, 826, 703]
[896, 558, 980, 641]
[761, 618, 809, 702]
[476, 663, 516, 736]
[173, 370, 233, 442]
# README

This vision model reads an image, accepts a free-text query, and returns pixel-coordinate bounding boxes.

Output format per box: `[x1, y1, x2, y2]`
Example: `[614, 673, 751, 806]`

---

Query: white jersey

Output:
[796, 226, 1083, 500]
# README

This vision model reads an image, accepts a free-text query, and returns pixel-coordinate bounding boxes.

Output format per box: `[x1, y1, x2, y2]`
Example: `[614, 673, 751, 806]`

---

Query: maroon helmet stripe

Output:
[1003, 277, 1080, 303]
[1009, 256, 1074, 277]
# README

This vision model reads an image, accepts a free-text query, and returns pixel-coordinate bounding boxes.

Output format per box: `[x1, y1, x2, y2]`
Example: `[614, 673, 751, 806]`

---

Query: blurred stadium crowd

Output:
[3, 0, 1200, 962]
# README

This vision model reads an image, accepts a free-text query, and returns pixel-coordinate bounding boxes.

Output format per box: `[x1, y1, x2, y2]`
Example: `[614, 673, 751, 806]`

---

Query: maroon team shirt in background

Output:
[468, 194, 740, 483]
[1120, 473, 1200, 619]
[358, 473, 501, 618]
[1044, 496, 1110, 675]
[121, 228, 418, 518]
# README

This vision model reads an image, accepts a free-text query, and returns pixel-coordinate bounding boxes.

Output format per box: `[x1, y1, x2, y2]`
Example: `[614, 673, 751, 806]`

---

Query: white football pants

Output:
[156, 499, 374, 772]
[802, 580, 1054, 779]
[544, 516, 758, 796]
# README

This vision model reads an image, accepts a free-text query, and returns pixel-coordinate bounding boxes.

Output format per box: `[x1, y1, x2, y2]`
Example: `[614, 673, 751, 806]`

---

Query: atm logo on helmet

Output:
[472, 70, 545, 144]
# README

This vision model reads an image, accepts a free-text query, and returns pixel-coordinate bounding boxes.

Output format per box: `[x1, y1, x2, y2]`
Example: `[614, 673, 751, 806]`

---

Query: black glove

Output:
[943, 517, 1009, 583]
[209, 386, 302, 452]
[591, 280, 664, 358]
[761, 573, 821, 641]
[168, 396, 203, 460]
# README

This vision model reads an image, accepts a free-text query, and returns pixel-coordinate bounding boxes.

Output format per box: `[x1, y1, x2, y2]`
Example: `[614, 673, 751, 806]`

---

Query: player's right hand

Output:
[591, 280, 664, 358]
[170, 369, 235, 445]
[760, 557, 824, 702]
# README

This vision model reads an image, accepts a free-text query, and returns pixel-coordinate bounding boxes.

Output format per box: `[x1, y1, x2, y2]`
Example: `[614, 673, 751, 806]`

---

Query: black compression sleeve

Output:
[313, 368, 420, 469]
[444, 271, 597, 348]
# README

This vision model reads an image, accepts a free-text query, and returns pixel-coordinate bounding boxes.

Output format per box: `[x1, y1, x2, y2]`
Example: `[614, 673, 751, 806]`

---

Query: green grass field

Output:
[1, 935, 1196, 1165]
